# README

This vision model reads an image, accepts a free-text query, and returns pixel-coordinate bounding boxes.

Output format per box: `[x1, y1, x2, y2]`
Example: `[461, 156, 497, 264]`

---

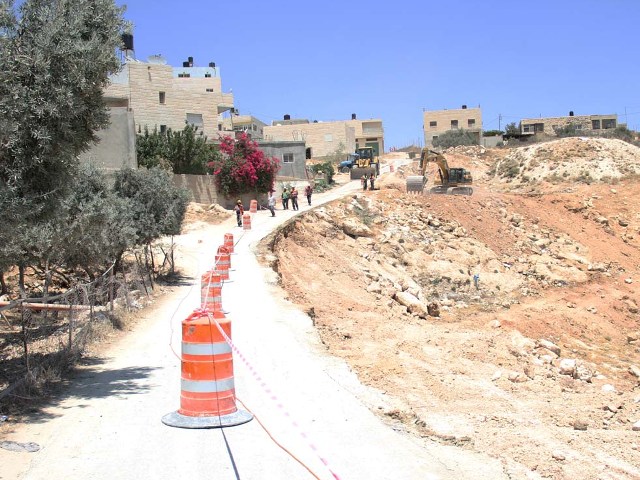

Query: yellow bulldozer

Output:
[406, 148, 473, 196]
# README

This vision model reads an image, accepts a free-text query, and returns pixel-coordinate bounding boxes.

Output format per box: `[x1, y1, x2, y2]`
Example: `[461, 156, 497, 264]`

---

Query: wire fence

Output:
[0, 251, 160, 403]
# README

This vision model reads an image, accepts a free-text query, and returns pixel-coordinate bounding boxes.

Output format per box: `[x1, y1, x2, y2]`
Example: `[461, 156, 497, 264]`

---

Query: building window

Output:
[324, 134, 333, 142]
[159, 91, 166, 104]
[432, 135, 439, 141]
[206, 88, 214, 92]
[602, 118, 616, 129]
[186, 113, 203, 129]
[467, 119, 475, 127]
[205, 73, 212, 78]
[592, 120, 601, 130]
[160, 125, 167, 134]
[178, 73, 191, 78]
[451, 120, 458, 129]
[429, 121, 437, 128]
[283, 153, 294, 163]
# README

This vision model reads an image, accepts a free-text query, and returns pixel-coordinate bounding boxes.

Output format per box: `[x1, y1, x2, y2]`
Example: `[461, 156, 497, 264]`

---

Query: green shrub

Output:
[432, 129, 479, 148]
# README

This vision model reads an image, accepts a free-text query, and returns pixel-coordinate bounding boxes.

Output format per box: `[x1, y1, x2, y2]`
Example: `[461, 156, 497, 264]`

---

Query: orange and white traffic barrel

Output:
[217, 245, 232, 270]
[242, 213, 251, 230]
[201, 271, 223, 313]
[223, 233, 235, 254]
[162, 309, 252, 428]
[215, 251, 230, 281]
[249, 199, 258, 213]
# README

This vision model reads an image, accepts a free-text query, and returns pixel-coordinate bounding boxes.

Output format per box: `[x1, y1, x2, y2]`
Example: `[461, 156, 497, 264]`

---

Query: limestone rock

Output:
[558, 358, 577, 376]
[341, 218, 373, 238]
[393, 291, 428, 318]
[536, 339, 561, 356]
[427, 302, 440, 317]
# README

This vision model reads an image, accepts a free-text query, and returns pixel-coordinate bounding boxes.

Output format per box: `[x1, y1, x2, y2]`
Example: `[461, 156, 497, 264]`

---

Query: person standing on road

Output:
[290, 186, 299, 211]
[282, 188, 290, 210]
[234, 200, 244, 227]
[267, 191, 276, 217]
[304, 184, 313, 206]
[361, 174, 368, 191]
[369, 174, 375, 191]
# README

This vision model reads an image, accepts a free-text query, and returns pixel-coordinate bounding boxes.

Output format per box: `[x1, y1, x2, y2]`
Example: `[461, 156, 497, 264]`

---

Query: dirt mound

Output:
[182, 203, 231, 232]
[490, 137, 640, 187]
[260, 186, 640, 479]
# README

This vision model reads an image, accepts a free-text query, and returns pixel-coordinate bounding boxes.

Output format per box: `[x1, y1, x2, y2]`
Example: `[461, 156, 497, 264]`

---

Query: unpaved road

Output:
[0, 173, 508, 480]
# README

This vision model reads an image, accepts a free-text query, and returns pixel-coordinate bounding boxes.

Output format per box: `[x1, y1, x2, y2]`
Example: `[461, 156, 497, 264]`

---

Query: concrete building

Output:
[423, 106, 482, 147]
[222, 115, 267, 140]
[105, 55, 234, 140]
[520, 113, 618, 136]
[263, 114, 384, 159]
[257, 140, 307, 180]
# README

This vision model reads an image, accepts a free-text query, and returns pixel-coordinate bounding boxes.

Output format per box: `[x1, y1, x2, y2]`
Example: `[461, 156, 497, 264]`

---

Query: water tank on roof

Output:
[182, 61, 189, 67]
[188, 56, 194, 66]
[569, 111, 574, 116]
[284, 114, 291, 120]
[147, 54, 167, 64]
[209, 62, 216, 68]
[462, 105, 467, 109]
[352, 113, 357, 120]
[121, 34, 134, 51]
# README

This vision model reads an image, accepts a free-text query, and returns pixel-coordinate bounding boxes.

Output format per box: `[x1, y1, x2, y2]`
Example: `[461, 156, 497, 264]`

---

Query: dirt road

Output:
[0, 174, 509, 480]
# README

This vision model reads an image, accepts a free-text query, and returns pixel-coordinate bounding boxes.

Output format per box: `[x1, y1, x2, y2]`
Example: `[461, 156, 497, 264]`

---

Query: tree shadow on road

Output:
[1, 357, 159, 426]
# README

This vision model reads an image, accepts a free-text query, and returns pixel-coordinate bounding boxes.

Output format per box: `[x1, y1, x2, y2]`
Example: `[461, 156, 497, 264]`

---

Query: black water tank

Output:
[121, 33, 134, 51]
[188, 56, 194, 66]
[284, 114, 291, 120]
[182, 61, 190, 67]
[462, 105, 467, 109]
[209, 62, 216, 68]
[352, 113, 357, 120]
[569, 111, 574, 116]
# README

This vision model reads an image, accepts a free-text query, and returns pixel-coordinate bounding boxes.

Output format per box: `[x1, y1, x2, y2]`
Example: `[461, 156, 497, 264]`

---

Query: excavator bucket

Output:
[406, 175, 427, 194]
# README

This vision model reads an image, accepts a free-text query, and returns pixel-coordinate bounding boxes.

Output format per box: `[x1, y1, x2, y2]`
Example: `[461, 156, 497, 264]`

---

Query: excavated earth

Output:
[258, 140, 640, 479]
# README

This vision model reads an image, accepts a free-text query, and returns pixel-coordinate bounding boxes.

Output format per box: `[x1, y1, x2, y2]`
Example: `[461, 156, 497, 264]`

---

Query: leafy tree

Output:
[136, 124, 217, 174]
[113, 168, 189, 246]
[311, 162, 335, 185]
[0, 0, 126, 291]
[432, 129, 479, 149]
[554, 123, 582, 137]
[208, 133, 280, 197]
[504, 122, 520, 136]
[483, 130, 504, 137]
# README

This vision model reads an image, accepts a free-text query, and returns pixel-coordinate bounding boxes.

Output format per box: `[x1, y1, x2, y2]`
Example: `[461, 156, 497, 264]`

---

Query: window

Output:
[451, 120, 458, 129]
[178, 73, 191, 78]
[159, 91, 166, 104]
[467, 119, 475, 127]
[324, 134, 333, 142]
[283, 153, 294, 163]
[592, 119, 601, 130]
[206, 88, 214, 92]
[602, 118, 616, 129]
[186, 113, 203, 128]
[432, 135, 439, 141]
[160, 125, 167, 134]
[204, 73, 212, 78]
[429, 121, 437, 128]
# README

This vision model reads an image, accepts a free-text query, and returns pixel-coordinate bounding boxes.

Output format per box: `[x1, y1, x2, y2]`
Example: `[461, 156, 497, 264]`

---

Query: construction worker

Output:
[362, 174, 368, 191]
[234, 200, 244, 227]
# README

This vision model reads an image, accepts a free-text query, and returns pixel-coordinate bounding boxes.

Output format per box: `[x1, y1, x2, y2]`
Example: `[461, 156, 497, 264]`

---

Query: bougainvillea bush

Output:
[208, 134, 280, 197]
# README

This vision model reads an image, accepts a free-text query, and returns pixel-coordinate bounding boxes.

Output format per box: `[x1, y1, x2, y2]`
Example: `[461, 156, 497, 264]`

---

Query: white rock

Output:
[629, 365, 640, 379]
[491, 371, 502, 381]
[536, 339, 561, 356]
[552, 451, 566, 461]
[602, 384, 616, 393]
[633, 421, 640, 432]
[558, 359, 577, 376]
[625, 278, 633, 284]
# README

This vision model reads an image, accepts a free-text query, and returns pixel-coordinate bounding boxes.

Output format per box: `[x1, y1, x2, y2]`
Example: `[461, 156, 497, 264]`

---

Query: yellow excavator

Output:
[406, 148, 473, 195]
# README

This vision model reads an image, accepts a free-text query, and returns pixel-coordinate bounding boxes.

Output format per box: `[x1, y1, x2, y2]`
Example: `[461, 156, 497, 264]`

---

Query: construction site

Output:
[2, 137, 640, 480]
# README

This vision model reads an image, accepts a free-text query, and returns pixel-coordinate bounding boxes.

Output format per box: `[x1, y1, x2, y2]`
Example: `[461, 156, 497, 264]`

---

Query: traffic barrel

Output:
[249, 199, 258, 213]
[201, 271, 223, 313]
[217, 245, 232, 270]
[162, 309, 253, 429]
[242, 213, 251, 230]
[215, 250, 230, 281]
[223, 233, 235, 254]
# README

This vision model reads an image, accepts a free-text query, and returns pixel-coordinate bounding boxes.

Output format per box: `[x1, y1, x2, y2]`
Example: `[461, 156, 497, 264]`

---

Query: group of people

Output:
[235, 184, 314, 225]
[361, 174, 376, 191]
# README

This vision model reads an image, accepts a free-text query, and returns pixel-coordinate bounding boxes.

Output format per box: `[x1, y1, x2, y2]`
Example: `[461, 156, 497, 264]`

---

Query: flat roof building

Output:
[105, 55, 234, 140]
[520, 113, 618, 136]
[423, 106, 482, 147]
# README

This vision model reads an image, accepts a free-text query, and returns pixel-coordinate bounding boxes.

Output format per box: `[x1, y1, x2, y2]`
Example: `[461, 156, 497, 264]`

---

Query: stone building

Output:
[520, 113, 618, 136]
[423, 106, 482, 147]
[104, 55, 235, 140]
[257, 140, 307, 180]
[222, 115, 267, 140]
[263, 114, 384, 159]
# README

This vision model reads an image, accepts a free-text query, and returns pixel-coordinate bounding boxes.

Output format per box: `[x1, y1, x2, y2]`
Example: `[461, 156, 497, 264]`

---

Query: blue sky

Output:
[119, 0, 639, 149]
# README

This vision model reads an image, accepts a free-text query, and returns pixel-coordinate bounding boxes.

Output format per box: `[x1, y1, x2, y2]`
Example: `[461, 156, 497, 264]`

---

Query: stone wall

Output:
[172, 174, 218, 204]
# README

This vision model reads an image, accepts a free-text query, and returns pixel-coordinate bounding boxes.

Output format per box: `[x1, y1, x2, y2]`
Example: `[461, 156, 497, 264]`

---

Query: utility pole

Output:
[498, 114, 502, 131]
